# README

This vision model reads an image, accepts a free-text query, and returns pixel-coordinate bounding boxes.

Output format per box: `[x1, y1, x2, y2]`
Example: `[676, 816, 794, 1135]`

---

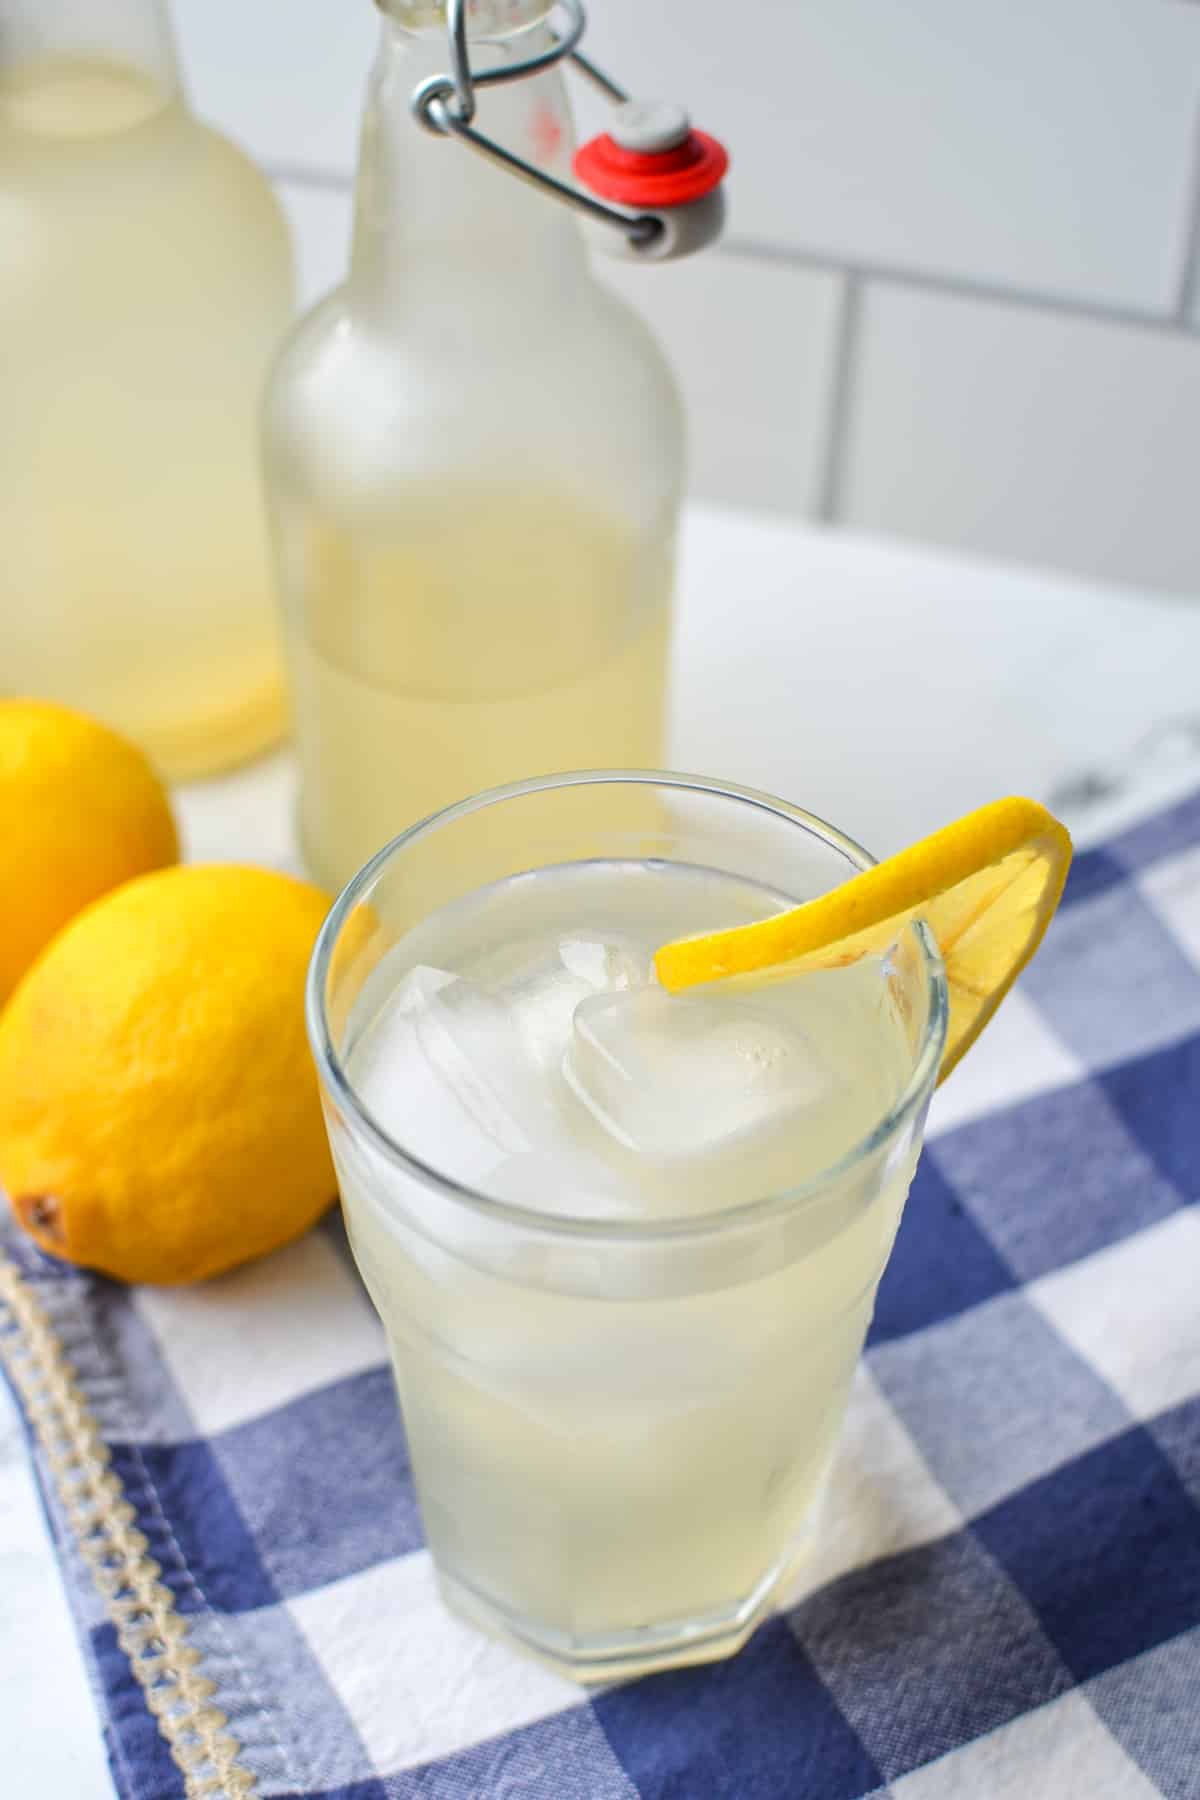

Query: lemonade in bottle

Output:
[0, 0, 294, 777]
[263, 0, 688, 890]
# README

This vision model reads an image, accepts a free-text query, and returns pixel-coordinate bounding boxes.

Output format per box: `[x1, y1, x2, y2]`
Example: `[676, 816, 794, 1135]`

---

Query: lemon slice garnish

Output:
[655, 797, 1072, 1083]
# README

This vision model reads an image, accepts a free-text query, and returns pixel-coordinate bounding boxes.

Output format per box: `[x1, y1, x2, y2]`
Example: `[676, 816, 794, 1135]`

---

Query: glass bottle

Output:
[263, 0, 684, 892]
[0, 0, 294, 777]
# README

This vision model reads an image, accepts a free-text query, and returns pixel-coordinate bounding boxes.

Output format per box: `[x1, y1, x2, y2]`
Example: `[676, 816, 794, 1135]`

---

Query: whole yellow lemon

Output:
[0, 698, 178, 1006]
[0, 864, 336, 1284]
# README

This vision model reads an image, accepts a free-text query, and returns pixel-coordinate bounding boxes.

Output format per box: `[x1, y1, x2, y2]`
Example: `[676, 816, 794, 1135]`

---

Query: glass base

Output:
[434, 1531, 816, 1687]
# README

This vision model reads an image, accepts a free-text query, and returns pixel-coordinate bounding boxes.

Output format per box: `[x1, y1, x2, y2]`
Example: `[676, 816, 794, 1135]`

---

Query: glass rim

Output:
[306, 769, 950, 1245]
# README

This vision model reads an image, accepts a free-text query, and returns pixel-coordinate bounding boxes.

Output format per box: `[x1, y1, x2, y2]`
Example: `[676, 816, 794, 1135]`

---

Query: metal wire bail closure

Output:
[410, 0, 728, 261]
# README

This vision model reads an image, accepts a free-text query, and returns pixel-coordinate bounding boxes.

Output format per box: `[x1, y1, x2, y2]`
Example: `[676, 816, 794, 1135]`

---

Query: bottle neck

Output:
[349, 11, 587, 328]
[0, 0, 179, 92]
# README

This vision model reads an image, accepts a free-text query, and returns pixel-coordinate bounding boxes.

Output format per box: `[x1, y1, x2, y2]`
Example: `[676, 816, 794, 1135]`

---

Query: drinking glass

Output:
[307, 771, 948, 1681]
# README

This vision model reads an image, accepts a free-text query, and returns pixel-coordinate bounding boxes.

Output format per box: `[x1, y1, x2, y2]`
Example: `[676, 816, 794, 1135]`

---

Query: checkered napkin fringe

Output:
[2, 786, 1199, 1800]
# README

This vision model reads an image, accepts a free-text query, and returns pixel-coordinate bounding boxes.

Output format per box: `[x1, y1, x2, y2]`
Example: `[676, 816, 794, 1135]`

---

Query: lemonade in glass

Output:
[308, 772, 948, 1681]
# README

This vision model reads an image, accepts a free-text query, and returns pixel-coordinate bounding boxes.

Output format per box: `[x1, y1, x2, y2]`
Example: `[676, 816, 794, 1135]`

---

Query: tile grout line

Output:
[1172, 97, 1200, 322]
[266, 162, 1200, 343]
[267, 160, 354, 192]
[814, 272, 861, 525]
[717, 236, 1200, 342]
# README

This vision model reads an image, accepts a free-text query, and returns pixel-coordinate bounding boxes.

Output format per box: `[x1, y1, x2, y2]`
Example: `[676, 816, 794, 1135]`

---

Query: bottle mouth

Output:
[0, 55, 174, 139]
[379, 1, 556, 36]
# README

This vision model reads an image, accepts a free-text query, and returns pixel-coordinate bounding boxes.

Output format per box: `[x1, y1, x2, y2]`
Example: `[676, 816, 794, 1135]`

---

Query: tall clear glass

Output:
[0, 0, 293, 776]
[308, 772, 948, 1682]
[264, 2, 684, 893]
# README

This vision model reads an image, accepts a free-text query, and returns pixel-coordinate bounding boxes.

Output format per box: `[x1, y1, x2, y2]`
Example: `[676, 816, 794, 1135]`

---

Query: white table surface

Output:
[5, 502, 1200, 1799]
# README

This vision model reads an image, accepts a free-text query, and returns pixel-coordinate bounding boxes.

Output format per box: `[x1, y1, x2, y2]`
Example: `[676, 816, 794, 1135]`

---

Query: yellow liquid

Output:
[338, 859, 921, 1678]
[0, 58, 293, 777]
[283, 487, 674, 890]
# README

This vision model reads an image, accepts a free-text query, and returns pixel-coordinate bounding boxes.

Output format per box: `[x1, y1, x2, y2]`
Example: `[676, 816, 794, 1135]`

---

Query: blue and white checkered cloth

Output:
[4, 786, 1199, 1800]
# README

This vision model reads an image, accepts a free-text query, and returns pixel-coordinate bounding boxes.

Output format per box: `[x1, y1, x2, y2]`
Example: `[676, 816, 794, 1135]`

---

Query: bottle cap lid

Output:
[608, 99, 691, 154]
[574, 103, 728, 209]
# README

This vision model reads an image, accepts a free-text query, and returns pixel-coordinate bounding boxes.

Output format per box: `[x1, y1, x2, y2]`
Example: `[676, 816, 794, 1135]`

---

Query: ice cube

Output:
[413, 976, 559, 1150]
[353, 966, 560, 1184]
[499, 933, 651, 1070]
[391, 963, 456, 1013]
[557, 935, 647, 992]
[563, 987, 834, 1159]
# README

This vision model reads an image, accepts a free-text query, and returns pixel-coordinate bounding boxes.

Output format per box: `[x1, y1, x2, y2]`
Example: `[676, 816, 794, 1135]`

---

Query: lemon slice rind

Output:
[654, 797, 1072, 1084]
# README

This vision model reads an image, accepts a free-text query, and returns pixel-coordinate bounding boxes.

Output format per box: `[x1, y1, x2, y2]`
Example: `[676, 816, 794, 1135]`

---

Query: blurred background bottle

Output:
[263, 0, 684, 892]
[0, 0, 293, 778]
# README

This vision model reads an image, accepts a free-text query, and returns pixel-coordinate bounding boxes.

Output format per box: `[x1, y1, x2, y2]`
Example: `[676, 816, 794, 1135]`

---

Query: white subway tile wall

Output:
[174, 0, 371, 176]
[275, 182, 354, 311]
[841, 286, 1200, 597]
[174, 0, 1200, 593]
[581, 0, 1200, 312]
[599, 253, 843, 516]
